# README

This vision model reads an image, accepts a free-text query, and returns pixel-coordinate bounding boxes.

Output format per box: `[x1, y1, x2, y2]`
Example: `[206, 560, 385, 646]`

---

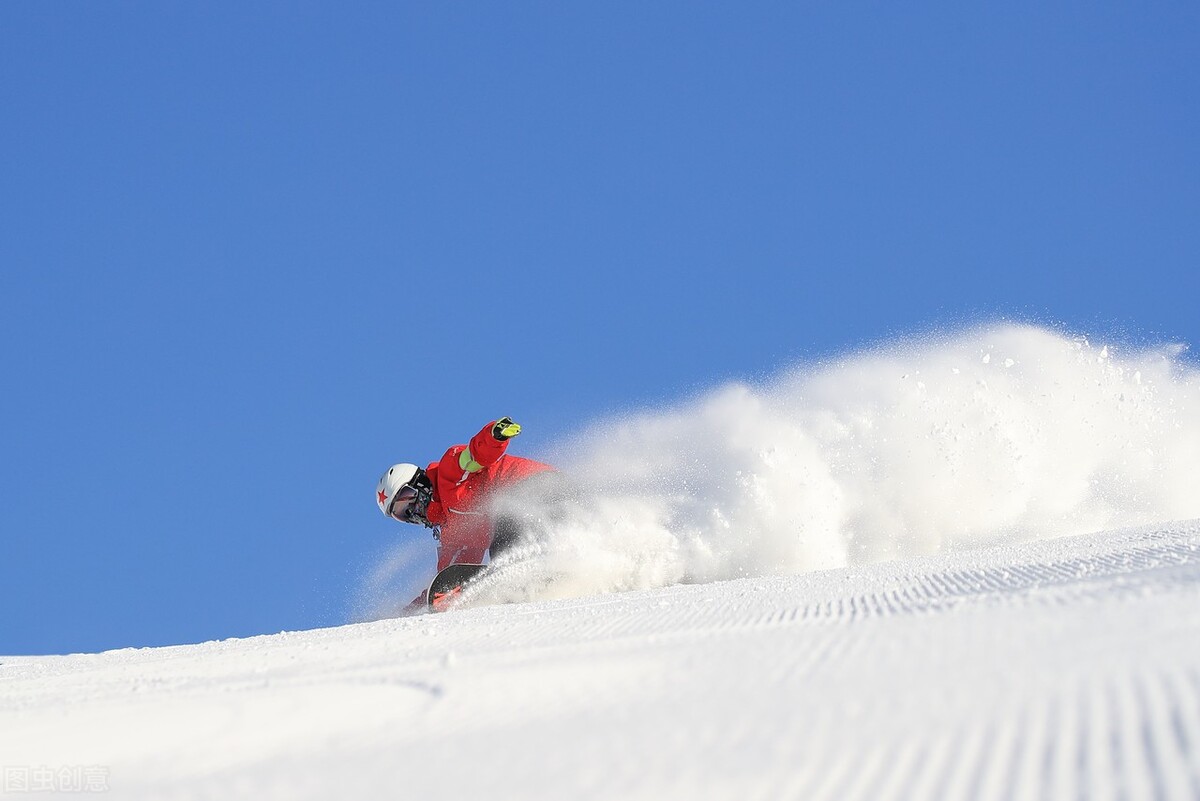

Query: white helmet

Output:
[376, 463, 433, 525]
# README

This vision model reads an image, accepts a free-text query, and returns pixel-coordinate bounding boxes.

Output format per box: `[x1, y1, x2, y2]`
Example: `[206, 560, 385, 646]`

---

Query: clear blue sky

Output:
[2, 2, 1197, 654]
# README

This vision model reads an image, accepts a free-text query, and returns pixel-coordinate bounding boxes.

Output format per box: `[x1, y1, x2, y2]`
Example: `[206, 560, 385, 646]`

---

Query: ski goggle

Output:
[387, 485, 421, 522]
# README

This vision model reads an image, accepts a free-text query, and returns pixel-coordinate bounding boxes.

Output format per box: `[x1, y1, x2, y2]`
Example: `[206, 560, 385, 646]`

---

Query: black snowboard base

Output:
[427, 563, 488, 612]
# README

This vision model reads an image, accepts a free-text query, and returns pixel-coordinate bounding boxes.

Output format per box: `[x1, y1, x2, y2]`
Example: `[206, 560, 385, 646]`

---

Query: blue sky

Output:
[2, 2, 1197, 654]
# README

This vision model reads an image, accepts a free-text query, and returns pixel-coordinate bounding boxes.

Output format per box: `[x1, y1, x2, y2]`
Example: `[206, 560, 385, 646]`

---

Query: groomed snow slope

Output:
[4, 521, 1200, 800]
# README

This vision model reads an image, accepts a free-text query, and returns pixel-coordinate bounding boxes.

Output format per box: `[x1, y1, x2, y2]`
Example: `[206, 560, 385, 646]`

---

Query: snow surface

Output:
[4, 520, 1200, 800]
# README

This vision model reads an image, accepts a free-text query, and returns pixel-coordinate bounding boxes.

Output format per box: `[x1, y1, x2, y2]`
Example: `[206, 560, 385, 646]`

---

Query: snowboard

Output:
[427, 563, 488, 612]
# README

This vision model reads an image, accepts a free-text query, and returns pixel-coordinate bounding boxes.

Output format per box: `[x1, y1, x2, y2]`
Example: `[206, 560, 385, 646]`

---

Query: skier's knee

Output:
[489, 516, 525, 561]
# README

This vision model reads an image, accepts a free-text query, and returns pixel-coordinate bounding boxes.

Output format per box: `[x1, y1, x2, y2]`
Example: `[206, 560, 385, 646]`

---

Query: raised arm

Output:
[435, 417, 522, 487]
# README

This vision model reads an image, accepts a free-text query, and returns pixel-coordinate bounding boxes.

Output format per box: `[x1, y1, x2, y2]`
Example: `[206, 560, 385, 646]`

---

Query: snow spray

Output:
[494, 323, 1200, 600]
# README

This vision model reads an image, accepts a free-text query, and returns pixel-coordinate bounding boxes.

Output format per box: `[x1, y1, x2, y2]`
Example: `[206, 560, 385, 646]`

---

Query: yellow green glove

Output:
[492, 417, 521, 441]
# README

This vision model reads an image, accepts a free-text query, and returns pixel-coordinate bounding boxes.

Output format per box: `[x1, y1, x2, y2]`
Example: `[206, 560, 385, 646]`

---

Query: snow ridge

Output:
[4, 521, 1200, 800]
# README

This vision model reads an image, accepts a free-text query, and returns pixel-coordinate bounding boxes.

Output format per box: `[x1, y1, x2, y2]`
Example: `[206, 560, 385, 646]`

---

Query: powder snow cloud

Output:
[499, 324, 1200, 600]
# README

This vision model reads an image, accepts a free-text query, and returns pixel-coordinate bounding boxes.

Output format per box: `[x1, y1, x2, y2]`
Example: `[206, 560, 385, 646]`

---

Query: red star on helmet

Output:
[377, 489, 389, 506]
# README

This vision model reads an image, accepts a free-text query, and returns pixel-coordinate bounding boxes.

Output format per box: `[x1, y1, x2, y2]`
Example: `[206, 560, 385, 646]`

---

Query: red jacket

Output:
[425, 421, 554, 570]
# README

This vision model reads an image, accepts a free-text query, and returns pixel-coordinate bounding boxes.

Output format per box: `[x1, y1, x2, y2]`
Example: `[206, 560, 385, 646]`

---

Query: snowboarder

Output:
[375, 417, 557, 605]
